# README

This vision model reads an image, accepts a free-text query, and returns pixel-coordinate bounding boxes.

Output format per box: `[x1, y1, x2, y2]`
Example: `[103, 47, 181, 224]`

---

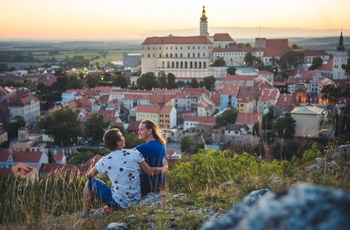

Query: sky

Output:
[1, 0, 349, 41]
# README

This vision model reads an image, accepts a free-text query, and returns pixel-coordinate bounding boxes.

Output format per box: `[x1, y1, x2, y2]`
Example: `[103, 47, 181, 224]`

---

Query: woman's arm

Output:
[85, 165, 99, 179]
[139, 159, 168, 176]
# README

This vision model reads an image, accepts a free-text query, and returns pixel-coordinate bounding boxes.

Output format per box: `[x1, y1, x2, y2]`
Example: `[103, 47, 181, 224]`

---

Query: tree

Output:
[38, 108, 81, 146]
[202, 76, 216, 91]
[310, 57, 323, 70]
[167, 73, 176, 89]
[124, 132, 145, 149]
[321, 84, 340, 104]
[85, 114, 110, 145]
[3, 120, 25, 139]
[285, 51, 305, 69]
[113, 74, 128, 88]
[216, 109, 238, 127]
[244, 52, 256, 66]
[303, 143, 322, 165]
[158, 71, 167, 89]
[138, 72, 158, 90]
[67, 75, 83, 89]
[190, 78, 199, 88]
[86, 76, 98, 88]
[336, 103, 350, 144]
[212, 57, 226, 67]
[291, 44, 302, 49]
[272, 113, 296, 139]
[227, 66, 236, 75]
[180, 135, 193, 153]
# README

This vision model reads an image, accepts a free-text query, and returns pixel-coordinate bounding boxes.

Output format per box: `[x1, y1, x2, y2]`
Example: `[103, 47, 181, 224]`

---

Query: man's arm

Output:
[139, 159, 168, 176]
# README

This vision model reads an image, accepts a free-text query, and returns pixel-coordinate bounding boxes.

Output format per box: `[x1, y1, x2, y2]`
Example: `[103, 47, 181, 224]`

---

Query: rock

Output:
[105, 222, 128, 230]
[201, 183, 350, 230]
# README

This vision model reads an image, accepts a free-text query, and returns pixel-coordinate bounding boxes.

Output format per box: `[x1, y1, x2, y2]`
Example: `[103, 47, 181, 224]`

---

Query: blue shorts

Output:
[88, 178, 122, 211]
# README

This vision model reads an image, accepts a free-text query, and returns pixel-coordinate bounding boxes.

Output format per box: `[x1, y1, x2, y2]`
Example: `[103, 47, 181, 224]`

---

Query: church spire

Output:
[337, 27, 345, 51]
[199, 5, 209, 37]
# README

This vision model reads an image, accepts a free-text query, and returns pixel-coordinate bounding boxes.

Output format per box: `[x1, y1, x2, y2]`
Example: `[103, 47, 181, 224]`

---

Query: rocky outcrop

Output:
[202, 183, 350, 230]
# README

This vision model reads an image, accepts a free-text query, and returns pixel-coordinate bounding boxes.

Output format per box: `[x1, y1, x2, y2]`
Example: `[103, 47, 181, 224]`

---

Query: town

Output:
[0, 5, 349, 181]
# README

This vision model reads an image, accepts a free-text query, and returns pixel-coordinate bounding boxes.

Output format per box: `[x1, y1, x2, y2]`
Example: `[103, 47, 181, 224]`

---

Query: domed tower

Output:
[200, 5, 209, 37]
[333, 28, 348, 79]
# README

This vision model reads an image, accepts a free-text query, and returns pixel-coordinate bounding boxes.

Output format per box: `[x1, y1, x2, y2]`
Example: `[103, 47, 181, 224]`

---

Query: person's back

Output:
[95, 149, 143, 207]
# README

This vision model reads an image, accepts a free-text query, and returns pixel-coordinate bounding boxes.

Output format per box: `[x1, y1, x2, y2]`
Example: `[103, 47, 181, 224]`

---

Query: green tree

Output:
[310, 57, 323, 70]
[110, 124, 126, 135]
[3, 120, 25, 139]
[167, 73, 176, 89]
[158, 71, 167, 89]
[321, 84, 340, 104]
[285, 50, 305, 69]
[124, 132, 145, 148]
[67, 75, 83, 89]
[190, 78, 199, 88]
[291, 44, 302, 49]
[180, 135, 193, 153]
[272, 113, 296, 139]
[227, 66, 236, 75]
[212, 57, 226, 67]
[86, 76, 98, 88]
[303, 143, 322, 165]
[216, 109, 238, 127]
[202, 76, 216, 91]
[38, 108, 81, 146]
[336, 103, 350, 143]
[113, 74, 128, 88]
[85, 114, 110, 145]
[244, 52, 255, 66]
[139, 72, 158, 90]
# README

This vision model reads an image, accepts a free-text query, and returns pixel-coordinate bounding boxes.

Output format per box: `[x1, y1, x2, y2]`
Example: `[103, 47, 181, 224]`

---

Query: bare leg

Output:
[82, 180, 94, 213]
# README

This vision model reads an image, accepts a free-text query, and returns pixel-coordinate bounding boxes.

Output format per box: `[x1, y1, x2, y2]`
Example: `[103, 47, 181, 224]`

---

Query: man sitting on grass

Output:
[74, 128, 168, 227]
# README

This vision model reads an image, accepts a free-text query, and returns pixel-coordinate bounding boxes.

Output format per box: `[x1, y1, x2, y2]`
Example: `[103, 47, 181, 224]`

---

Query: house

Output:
[0, 150, 48, 170]
[274, 93, 294, 117]
[183, 115, 216, 131]
[235, 112, 261, 131]
[291, 105, 328, 138]
[225, 123, 249, 137]
[135, 105, 177, 129]
[10, 162, 38, 180]
[52, 154, 67, 164]
[219, 85, 239, 110]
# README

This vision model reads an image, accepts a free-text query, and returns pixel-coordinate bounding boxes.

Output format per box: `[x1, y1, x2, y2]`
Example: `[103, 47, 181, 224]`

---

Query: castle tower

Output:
[199, 5, 209, 37]
[333, 29, 348, 79]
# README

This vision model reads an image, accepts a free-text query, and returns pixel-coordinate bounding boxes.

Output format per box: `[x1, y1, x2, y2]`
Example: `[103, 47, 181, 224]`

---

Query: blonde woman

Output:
[136, 119, 167, 197]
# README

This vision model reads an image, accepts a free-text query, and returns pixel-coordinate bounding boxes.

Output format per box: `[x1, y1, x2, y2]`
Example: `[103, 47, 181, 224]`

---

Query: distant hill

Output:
[0, 37, 348, 53]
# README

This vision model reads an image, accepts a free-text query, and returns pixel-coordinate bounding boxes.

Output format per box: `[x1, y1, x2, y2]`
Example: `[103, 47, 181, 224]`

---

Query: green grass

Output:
[1, 146, 349, 229]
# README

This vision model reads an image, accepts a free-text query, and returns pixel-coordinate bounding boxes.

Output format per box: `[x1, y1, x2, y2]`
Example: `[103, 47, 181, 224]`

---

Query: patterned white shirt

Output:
[95, 149, 145, 208]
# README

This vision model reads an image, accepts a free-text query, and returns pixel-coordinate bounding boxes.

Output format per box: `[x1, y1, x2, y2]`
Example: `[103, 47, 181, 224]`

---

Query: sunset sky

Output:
[1, 0, 349, 40]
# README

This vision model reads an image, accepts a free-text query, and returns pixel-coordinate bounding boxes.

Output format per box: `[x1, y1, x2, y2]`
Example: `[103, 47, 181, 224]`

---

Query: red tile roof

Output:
[0, 150, 43, 162]
[220, 85, 240, 95]
[212, 33, 234, 41]
[184, 115, 216, 123]
[142, 36, 213, 45]
[11, 162, 37, 179]
[235, 112, 260, 125]
[266, 39, 289, 47]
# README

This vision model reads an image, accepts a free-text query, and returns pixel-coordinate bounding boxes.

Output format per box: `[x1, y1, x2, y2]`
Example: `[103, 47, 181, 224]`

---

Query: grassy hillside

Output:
[1, 145, 350, 230]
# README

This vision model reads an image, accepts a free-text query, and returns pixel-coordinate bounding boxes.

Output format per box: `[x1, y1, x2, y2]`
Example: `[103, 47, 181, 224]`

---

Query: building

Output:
[135, 104, 177, 129]
[291, 105, 327, 138]
[332, 30, 348, 79]
[140, 6, 232, 80]
[0, 150, 48, 170]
